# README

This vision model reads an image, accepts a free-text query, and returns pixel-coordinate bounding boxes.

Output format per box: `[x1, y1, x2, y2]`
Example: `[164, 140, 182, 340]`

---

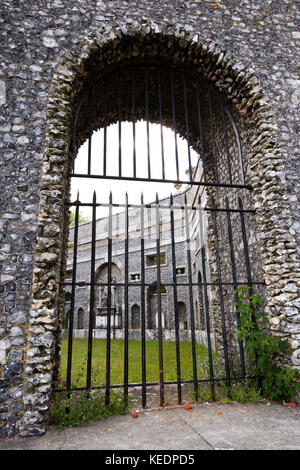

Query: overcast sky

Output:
[71, 121, 199, 220]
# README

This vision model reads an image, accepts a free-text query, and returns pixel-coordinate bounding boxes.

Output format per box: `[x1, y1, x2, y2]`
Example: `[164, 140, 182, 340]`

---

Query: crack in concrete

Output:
[176, 409, 216, 450]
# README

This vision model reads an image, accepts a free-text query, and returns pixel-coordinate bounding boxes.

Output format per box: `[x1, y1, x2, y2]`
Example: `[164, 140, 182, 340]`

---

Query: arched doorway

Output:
[26, 31, 297, 436]
[131, 304, 141, 329]
[94, 262, 122, 330]
[147, 282, 167, 330]
[177, 302, 187, 330]
[77, 308, 84, 329]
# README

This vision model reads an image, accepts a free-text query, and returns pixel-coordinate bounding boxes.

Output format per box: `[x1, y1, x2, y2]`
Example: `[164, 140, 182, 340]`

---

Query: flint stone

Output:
[30, 332, 54, 348]
[0, 80, 6, 105]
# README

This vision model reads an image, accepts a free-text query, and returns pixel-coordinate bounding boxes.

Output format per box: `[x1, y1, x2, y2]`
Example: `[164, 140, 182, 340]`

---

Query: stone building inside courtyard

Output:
[64, 189, 213, 345]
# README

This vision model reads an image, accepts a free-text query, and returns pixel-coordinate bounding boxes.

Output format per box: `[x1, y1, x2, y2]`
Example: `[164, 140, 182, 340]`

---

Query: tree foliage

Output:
[69, 211, 90, 227]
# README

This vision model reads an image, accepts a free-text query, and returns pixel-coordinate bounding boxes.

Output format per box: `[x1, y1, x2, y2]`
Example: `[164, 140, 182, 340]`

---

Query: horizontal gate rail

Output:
[62, 281, 265, 287]
[53, 375, 259, 394]
[68, 174, 252, 190]
[65, 200, 256, 213]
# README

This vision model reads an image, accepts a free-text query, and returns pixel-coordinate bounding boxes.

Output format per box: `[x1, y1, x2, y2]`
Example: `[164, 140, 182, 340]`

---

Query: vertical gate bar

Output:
[118, 74, 122, 178]
[197, 197, 216, 401]
[145, 71, 151, 180]
[103, 81, 108, 177]
[171, 71, 180, 182]
[66, 192, 80, 396]
[184, 194, 198, 400]
[211, 197, 231, 397]
[87, 88, 92, 176]
[156, 193, 164, 406]
[124, 192, 129, 403]
[140, 193, 147, 408]
[195, 79, 207, 183]
[86, 191, 97, 391]
[238, 197, 255, 318]
[208, 88, 219, 183]
[157, 70, 165, 180]
[238, 197, 252, 290]
[170, 193, 182, 404]
[132, 71, 136, 179]
[225, 197, 246, 379]
[105, 192, 113, 406]
[222, 103, 233, 185]
[183, 74, 193, 184]
[238, 196, 260, 385]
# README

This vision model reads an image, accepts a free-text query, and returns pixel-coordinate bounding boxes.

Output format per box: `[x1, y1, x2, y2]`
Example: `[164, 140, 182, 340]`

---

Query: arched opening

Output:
[147, 282, 167, 330]
[94, 262, 122, 330]
[25, 31, 297, 435]
[131, 304, 141, 330]
[77, 308, 84, 329]
[177, 302, 187, 330]
[61, 59, 265, 407]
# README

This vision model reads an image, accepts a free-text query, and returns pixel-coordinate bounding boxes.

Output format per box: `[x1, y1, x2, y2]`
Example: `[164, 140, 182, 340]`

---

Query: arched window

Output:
[77, 308, 84, 329]
[178, 302, 187, 330]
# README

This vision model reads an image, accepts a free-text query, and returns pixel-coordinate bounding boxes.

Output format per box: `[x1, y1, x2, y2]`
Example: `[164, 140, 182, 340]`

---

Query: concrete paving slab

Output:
[0, 402, 299, 451]
[176, 402, 300, 450]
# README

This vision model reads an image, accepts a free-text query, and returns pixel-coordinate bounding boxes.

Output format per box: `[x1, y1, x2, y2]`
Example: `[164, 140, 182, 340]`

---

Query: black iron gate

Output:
[59, 63, 265, 407]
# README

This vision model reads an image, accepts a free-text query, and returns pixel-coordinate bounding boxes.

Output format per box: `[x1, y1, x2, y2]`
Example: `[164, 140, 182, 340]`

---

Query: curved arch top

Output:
[71, 62, 246, 189]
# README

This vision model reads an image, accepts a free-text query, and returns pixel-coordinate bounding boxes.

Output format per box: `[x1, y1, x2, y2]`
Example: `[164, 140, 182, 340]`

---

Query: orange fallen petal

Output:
[217, 411, 223, 415]
[184, 403, 193, 410]
[290, 409, 295, 413]
[284, 402, 296, 407]
[162, 402, 167, 407]
[131, 411, 139, 418]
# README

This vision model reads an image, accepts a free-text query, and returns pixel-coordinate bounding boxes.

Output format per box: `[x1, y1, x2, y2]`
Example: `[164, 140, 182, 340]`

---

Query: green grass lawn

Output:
[59, 338, 217, 388]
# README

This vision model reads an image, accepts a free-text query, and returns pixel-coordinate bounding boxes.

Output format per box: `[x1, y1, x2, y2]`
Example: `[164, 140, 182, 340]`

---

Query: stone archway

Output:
[22, 26, 299, 436]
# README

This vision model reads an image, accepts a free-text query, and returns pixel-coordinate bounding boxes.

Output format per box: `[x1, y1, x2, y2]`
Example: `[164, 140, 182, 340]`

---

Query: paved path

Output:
[0, 402, 299, 451]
